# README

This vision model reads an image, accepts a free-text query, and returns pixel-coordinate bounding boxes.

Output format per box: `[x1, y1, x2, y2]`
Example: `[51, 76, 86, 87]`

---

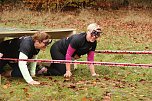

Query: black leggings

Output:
[47, 42, 66, 76]
[0, 60, 22, 77]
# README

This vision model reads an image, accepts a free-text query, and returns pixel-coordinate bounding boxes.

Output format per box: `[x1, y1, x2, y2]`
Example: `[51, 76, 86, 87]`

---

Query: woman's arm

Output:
[29, 55, 38, 77]
[87, 51, 99, 76]
[19, 52, 40, 85]
[64, 45, 76, 77]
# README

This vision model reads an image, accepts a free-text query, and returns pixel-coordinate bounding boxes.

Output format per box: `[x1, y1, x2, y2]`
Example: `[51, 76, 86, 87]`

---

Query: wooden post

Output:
[0, 38, 4, 42]
[0, 74, 1, 85]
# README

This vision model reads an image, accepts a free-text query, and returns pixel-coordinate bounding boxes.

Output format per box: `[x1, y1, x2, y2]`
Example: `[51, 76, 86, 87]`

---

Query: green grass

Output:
[0, 8, 152, 101]
[1, 67, 152, 101]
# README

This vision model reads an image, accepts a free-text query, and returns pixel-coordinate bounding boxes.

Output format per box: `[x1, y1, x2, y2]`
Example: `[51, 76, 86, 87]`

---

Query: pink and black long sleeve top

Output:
[57, 33, 97, 61]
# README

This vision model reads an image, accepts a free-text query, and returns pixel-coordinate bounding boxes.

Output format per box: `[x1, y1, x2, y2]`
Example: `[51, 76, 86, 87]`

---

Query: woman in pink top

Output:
[38, 23, 102, 77]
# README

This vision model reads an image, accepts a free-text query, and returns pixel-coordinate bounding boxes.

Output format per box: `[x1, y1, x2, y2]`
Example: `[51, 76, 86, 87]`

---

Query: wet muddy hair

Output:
[32, 31, 50, 42]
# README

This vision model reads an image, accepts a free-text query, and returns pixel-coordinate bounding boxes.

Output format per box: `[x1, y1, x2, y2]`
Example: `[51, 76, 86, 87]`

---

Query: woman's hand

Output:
[92, 73, 99, 77]
[28, 80, 40, 85]
[64, 71, 72, 77]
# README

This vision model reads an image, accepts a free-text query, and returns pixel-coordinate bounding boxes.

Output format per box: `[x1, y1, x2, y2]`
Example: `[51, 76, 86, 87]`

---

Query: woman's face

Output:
[87, 31, 100, 42]
[34, 39, 49, 51]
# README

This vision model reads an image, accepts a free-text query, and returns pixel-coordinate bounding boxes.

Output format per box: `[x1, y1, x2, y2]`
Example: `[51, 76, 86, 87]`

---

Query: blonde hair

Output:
[32, 31, 50, 42]
[87, 23, 101, 32]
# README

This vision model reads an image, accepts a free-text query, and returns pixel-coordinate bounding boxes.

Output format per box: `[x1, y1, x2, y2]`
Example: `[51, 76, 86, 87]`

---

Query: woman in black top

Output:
[0, 31, 50, 85]
[39, 23, 102, 77]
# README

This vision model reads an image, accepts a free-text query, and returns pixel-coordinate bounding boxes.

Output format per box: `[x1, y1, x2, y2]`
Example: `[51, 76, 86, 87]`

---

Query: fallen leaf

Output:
[10, 91, 14, 94]
[22, 88, 28, 92]
[3, 85, 8, 89]
[67, 84, 76, 89]
[40, 82, 49, 86]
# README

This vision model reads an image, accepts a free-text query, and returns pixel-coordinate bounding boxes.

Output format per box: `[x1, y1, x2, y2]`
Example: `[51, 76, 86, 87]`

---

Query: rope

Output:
[0, 58, 152, 68]
[95, 50, 152, 54]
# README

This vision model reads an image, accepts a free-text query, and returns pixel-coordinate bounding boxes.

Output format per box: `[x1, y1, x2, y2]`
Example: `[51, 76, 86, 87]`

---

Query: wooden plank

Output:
[0, 29, 76, 39]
